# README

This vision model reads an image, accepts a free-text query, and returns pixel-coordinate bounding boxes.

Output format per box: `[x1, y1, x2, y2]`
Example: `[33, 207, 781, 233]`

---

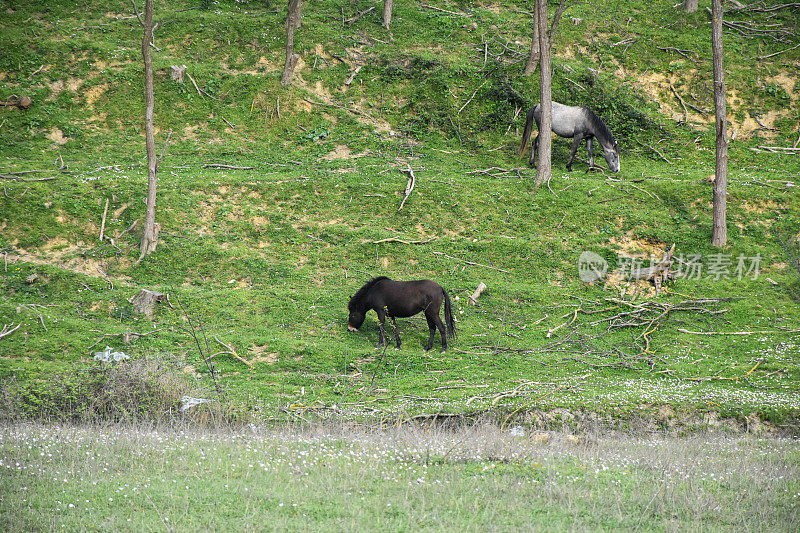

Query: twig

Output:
[213, 336, 255, 368]
[372, 236, 436, 244]
[420, 4, 470, 16]
[458, 78, 489, 114]
[344, 65, 362, 86]
[634, 140, 671, 164]
[156, 129, 172, 173]
[185, 72, 205, 99]
[99, 198, 109, 242]
[432, 251, 510, 273]
[657, 46, 696, 61]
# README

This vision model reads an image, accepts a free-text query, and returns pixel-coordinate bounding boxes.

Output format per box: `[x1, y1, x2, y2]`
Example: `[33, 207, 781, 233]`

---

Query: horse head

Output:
[603, 142, 620, 172]
[347, 302, 366, 331]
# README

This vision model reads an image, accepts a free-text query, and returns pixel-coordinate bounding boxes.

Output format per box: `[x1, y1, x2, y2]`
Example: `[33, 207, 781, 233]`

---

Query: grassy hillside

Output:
[1, 0, 799, 426]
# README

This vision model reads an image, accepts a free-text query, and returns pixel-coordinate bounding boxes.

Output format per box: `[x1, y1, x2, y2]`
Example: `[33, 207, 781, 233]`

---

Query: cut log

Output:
[469, 282, 487, 305]
[170, 65, 186, 83]
[129, 289, 167, 320]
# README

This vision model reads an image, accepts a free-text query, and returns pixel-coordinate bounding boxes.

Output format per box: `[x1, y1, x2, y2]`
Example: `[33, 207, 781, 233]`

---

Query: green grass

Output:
[1, 0, 799, 425]
[1, 423, 798, 531]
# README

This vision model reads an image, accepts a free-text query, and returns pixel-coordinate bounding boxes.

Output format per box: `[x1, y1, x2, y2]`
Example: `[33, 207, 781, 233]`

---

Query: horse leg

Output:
[388, 316, 402, 349]
[434, 314, 448, 351]
[375, 307, 388, 347]
[426, 311, 448, 351]
[586, 136, 595, 169]
[530, 134, 539, 167]
[424, 315, 436, 351]
[566, 135, 582, 171]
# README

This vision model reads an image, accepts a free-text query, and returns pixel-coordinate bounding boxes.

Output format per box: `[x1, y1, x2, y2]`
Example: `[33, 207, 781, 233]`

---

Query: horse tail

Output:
[518, 106, 537, 157]
[443, 288, 456, 339]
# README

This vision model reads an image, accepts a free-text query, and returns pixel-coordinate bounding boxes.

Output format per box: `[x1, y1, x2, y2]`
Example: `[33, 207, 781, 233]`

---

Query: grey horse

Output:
[519, 101, 620, 172]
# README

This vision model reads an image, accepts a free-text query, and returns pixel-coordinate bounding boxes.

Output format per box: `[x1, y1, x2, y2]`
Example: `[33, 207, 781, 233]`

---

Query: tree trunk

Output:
[535, 0, 552, 187]
[522, 8, 540, 76]
[684, 0, 699, 12]
[139, 0, 159, 260]
[382, 0, 393, 30]
[281, 0, 302, 86]
[711, 0, 727, 247]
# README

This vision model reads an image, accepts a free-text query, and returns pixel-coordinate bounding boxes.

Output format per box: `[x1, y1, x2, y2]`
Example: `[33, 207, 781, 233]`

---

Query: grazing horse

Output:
[519, 101, 620, 172]
[347, 277, 455, 351]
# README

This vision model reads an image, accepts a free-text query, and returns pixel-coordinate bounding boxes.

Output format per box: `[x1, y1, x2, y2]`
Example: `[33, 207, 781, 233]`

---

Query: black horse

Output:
[347, 277, 455, 351]
[519, 101, 620, 172]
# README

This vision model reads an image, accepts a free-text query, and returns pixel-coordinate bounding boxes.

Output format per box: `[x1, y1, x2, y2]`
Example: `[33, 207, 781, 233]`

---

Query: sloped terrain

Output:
[1, 0, 799, 428]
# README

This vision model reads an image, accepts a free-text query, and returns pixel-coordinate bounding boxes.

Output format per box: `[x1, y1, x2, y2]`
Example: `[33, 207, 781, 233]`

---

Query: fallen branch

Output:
[185, 72, 207, 99]
[344, 65, 362, 86]
[634, 140, 671, 164]
[754, 42, 800, 60]
[677, 328, 800, 335]
[0, 173, 57, 182]
[397, 164, 416, 212]
[99, 198, 109, 242]
[669, 84, 688, 124]
[202, 163, 256, 170]
[757, 145, 800, 153]
[420, 3, 470, 16]
[302, 97, 371, 119]
[657, 46, 696, 61]
[346, 6, 374, 25]
[87, 328, 167, 350]
[213, 336, 255, 369]
[372, 236, 436, 244]
[458, 78, 489, 114]
[0, 323, 20, 340]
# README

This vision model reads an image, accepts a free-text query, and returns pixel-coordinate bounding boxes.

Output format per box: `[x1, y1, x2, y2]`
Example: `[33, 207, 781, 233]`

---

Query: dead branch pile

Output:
[538, 296, 737, 370]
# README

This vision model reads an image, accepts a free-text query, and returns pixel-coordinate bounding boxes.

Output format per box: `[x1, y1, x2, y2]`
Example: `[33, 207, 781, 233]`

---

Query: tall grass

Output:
[1, 422, 798, 531]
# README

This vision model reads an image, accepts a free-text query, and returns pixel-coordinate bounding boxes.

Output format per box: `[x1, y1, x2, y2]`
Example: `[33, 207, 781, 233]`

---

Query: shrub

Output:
[0, 356, 196, 424]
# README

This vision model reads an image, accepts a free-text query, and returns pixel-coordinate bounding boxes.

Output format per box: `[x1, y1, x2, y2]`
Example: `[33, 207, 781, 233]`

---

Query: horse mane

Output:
[583, 106, 617, 147]
[349, 276, 391, 309]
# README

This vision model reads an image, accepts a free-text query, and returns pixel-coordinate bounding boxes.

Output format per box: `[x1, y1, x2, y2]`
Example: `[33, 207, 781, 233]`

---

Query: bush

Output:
[0, 356, 197, 424]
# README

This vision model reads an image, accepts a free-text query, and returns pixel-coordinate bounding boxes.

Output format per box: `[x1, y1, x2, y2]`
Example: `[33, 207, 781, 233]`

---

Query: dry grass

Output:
[1, 421, 798, 531]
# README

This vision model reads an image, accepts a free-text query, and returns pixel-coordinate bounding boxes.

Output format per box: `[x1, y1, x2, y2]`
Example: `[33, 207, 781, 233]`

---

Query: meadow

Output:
[1, 422, 799, 531]
[0, 0, 799, 428]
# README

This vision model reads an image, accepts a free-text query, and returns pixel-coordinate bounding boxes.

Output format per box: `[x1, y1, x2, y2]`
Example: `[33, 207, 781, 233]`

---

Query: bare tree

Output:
[132, 0, 160, 260]
[383, 0, 393, 30]
[684, 0, 699, 12]
[281, 0, 302, 86]
[711, 0, 727, 247]
[523, 0, 569, 77]
[522, 8, 540, 76]
[535, 0, 552, 187]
